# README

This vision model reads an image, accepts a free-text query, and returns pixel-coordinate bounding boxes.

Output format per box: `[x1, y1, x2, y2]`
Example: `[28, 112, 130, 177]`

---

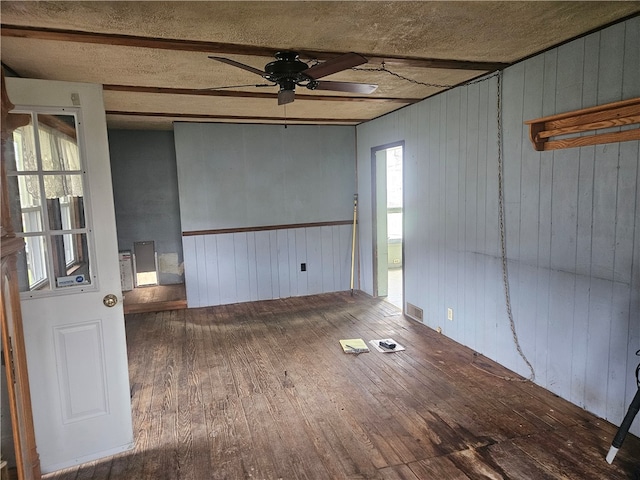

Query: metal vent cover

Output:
[405, 302, 423, 321]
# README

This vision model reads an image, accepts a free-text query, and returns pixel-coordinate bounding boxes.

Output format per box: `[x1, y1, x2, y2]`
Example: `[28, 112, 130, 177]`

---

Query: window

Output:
[6, 109, 94, 295]
[386, 146, 403, 241]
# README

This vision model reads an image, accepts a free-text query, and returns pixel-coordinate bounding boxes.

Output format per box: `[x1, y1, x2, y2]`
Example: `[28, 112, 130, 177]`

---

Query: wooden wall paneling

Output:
[609, 279, 632, 422]
[436, 95, 447, 330]
[447, 87, 462, 343]
[464, 83, 480, 352]
[331, 225, 342, 292]
[244, 231, 257, 302]
[254, 230, 272, 301]
[408, 103, 428, 317]
[182, 222, 357, 307]
[599, 23, 626, 105]
[216, 233, 237, 305]
[294, 228, 307, 297]
[268, 230, 280, 300]
[233, 233, 251, 304]
[340, 224, 353, 291]
[459, 88, 470, 347]
[623, 18, 640, 99]
[619, 23, 640, 409]
[585, 277, 614, 416]
[518, 55, 545, 383]
[321, 226, 334, 293]
[483, 78, 500, 363]
[415, 99, 431, 324]
[306, 227, 323, 296]
[628, 136, 640, 413]
[572, 37, 595, 406]
[607, 139, 638, 422]
[182, 236, 199, 308]
[204, 234, 221, 307]
[474, 81, 490, 351]
[547, 40, 584, 398]
[583, 22, 625, 416]
[287, 229, 298, 298]
[531, 49, 559, 389]
[412, 101, 429, 319]
[276, 229, 290, 299]
[195, 234, 209, 308]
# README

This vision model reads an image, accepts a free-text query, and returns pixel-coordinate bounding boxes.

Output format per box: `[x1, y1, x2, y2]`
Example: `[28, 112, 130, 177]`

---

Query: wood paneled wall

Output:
[175, 123, 358, 308]
[356, 17, 640, 435]
[182, 225, 353, 308]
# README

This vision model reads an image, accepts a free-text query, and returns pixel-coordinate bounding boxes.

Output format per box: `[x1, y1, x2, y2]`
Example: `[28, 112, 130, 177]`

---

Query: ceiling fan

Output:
[208, 51, 378, 105]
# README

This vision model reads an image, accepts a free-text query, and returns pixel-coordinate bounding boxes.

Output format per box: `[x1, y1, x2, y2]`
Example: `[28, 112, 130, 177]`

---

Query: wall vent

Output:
[406, 303, 423, 321]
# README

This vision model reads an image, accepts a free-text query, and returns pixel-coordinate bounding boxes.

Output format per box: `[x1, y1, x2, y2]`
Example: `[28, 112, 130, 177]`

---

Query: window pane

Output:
[11, 116, 36, 172]
[388, 212, 402, 240]
[11, 174, 43, 234]
[52, 233, 90, 288]
[37, 114, 80, 172]
[44, 175, 85, 230]
[386, 147, 403, 209]
[18, 235, 49, 292]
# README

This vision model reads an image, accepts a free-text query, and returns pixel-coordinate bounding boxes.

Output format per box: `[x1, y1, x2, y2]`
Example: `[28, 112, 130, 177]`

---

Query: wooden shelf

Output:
[524, 97, 640, 151]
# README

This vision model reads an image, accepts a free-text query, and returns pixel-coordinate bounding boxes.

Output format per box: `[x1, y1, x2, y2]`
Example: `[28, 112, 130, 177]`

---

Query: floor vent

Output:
[406, 303, 423, 321]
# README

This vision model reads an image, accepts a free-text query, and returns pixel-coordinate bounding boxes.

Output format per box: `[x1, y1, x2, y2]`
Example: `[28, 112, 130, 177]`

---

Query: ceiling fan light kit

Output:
[209, 51, 378, 105]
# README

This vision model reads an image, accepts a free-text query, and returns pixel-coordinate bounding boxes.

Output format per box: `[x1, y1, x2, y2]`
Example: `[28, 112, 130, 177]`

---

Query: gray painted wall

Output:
[174, 123, 357, 307]
[356, 17, 640, 436]
[108, 129, 184, 285]
[174, 123, 356, 231]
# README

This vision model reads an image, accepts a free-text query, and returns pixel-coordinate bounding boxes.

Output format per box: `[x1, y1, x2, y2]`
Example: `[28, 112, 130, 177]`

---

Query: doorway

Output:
[372, 142, 404, 309]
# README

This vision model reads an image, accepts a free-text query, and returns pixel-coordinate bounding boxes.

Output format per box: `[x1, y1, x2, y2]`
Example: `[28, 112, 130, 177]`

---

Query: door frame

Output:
[370, 140, 404, 302]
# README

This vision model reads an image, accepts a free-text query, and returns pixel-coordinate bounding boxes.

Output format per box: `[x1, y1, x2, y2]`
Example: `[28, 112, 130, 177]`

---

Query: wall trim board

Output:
[182, 220, 353, 237]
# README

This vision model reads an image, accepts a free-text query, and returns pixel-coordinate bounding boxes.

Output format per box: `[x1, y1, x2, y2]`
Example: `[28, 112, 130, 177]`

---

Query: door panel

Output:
[6, 78, 133, 473]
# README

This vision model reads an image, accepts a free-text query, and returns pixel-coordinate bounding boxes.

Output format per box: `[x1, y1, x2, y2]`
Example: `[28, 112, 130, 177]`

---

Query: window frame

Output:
[7, 106, 98, 299]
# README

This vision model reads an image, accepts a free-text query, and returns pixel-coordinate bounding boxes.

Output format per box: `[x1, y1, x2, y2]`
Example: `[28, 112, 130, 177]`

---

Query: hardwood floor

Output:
[45, 292, 639, 479]
[123, 283, 187, 314]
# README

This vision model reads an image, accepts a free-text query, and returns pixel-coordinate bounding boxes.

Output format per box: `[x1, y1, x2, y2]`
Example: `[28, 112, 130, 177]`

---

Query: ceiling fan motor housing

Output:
[265, 51, 310, 89]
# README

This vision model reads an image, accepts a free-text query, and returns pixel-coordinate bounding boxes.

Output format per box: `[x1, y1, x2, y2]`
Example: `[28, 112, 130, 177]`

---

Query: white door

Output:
[5, 78, 133, 473]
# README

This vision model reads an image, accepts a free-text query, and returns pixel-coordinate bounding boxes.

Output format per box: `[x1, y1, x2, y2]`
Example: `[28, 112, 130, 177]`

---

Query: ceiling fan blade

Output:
[208, 56, 266, 77]
[278, 89, 295, 105]
[302, 52, 368, 79]
[313, 81, 378, 94]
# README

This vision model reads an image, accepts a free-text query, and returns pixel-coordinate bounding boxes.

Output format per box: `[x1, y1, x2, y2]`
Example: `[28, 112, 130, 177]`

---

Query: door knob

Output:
[103, 294, 118, 307]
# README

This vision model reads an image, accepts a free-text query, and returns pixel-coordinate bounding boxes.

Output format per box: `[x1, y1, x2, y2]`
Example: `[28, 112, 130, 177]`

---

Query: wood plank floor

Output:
[45, 292, 640, 479]
[123, 283, 187, 314]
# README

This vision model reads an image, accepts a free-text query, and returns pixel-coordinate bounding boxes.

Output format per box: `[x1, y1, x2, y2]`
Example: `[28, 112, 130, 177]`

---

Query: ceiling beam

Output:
[103, 84, 421, 104]
[1, 24, 508, 71]
[106, 110, 367, 124]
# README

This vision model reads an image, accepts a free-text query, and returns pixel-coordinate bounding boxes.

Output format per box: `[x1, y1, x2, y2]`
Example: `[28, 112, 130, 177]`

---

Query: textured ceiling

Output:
[2, 1, 639, 129]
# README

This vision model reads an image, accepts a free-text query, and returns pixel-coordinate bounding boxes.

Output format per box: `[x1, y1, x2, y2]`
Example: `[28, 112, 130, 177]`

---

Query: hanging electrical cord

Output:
[353, 62, 454, 89]
[353, 63, 501, 90]
[496, 71, 536, 382]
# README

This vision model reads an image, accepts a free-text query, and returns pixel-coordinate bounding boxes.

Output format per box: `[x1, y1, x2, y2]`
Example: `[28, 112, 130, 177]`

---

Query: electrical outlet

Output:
[300, 263, 306, 272]
[447, 307, 453, 321]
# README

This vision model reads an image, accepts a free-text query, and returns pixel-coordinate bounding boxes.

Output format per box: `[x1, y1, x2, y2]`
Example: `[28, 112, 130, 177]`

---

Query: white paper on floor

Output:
[370, 338, 405, 353]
